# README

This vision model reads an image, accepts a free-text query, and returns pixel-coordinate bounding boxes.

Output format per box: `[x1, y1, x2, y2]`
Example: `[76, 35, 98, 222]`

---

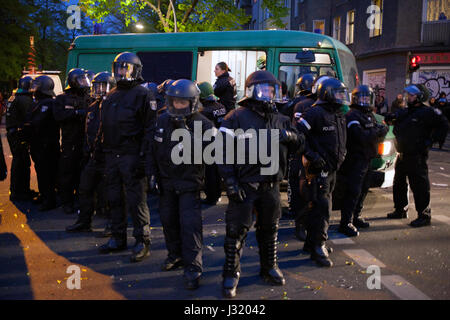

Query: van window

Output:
[279, 65, 336, 98]
[337, 49, 358, 91]
[197, 50, 266, 100]
[137, 51, 193, 85]
[279, 52, 331, 64]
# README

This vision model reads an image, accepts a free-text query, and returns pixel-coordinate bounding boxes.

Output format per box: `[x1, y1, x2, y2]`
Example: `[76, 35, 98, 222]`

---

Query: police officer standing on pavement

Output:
[6, 76, 37, 201]
[147, 79, 214, 290]
[385, 84, 448, 227]
[66, 71, 116, 234]
[338, 85, 388, 236]
[198, 81, 227, 206]
[54, 68, 92, 214]
[27, 76, 60, 211]
[218, 70, 303, 298]
[296, 77, 348, 267]
[290, 76, 330, 241]
[98, 52, 156, 263]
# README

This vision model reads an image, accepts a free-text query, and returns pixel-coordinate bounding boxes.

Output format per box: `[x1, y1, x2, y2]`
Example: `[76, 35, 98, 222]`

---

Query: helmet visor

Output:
[91, 82, 111, 99]
[353, 92, 374, 107]
[75, 74, 91, 89]
[248, 83, 282, 102]
[166, 96, 193, 118]
[113, 62, 139, 81]
[332, 88, 351, 105]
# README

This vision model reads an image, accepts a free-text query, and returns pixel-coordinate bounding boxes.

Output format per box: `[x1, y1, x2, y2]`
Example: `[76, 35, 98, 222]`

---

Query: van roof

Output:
[71, 30, 351, 53]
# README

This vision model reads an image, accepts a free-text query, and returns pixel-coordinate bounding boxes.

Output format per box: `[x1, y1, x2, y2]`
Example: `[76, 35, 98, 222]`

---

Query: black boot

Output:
[387, 209, 408, 219]
[101, 222, 112, 237]
[162, 256, 184, 271]
[130, 239, 150, 262]
[99, 236, 127, 254]
[66, 219, 92, 232]
[311, 244, 333, 267]
[184, 266, 202, 290]
[338, 223, 359, 237]
[256, 225, 286, 286]
[410, 215, 431, 228]
[353, 216, 370, 228]
[303, 241, 333, 254]
[222, 236, 243, 298]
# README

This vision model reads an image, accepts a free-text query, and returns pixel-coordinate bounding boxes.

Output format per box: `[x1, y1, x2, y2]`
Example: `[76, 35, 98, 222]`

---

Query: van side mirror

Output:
[295, 50, 315, 63]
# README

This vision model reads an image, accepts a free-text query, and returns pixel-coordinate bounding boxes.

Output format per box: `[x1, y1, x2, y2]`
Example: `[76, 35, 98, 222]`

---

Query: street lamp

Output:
[136, 23, 144, 30]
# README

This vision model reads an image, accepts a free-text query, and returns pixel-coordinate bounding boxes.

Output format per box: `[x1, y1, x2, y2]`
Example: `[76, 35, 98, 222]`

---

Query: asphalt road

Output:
[0, 127, 449, 300]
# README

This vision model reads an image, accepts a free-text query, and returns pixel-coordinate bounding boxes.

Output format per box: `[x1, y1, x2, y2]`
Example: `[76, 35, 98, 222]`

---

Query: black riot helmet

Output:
[165, 79, 201, 120]
[157, 79, 175, 94]
[17, 76, 33, 94]
[85, 70, 96, 82]
[315, 78, 350, 109]
[112, 52, 143, 84]
[295, 73, 315, 96]
[31, 75, 55, 98]
[351, 85, 375, 112]
[238, 70, 282, 113]
[91, 71, 116, 99]
[65, 68, 91, 91]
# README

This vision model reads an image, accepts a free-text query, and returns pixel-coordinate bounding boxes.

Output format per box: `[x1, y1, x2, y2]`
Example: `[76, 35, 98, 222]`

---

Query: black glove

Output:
[279, 129, 298, 145]
[311, 156, 326, 171]
[147, 175, 159, 195]
[225, 177, 246, 203]
[376, 123, 389, 137]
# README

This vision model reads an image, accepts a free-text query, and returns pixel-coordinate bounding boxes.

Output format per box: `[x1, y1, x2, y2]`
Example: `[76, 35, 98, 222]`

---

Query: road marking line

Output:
[381, 275, 431, 300]
[342, 249, 386, 268]
[433, 215, 450, 225]
[328, 233, 355, 245]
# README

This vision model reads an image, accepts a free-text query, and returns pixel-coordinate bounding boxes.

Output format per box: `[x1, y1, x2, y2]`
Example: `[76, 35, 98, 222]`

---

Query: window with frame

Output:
[333, 16, 341, 40]
[313, 20, 325, 34]
[426, 0, 450, 21]
[346, 10, 355, 44]
[369, 0, 383, 37]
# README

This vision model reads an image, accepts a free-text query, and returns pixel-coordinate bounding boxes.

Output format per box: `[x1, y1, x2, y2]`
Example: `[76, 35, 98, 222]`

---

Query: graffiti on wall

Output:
[415, 70, 450, 101]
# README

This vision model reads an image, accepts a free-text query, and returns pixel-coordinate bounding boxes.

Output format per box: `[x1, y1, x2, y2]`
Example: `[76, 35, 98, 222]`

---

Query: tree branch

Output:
[182, 0, 199, 24]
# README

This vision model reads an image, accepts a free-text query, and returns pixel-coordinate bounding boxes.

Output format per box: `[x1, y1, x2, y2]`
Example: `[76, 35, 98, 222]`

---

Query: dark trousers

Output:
[393, 154, 431, 216]
[105, 153, 150, 241]
[304, 171, 336, 246]
[204, 164, 222, 203]
[159, 188, 203, 272]
[78, 158, 109, 224]
[58, 144, 83, 206]
[7, 130, 31, 196]
[225, 182, 281, 273]
[30, 141, 59, 205]
[340, 156, 371, 224]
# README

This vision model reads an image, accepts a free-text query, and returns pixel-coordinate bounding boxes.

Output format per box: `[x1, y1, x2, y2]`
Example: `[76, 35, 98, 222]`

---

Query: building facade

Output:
[247, 0, 450, 107]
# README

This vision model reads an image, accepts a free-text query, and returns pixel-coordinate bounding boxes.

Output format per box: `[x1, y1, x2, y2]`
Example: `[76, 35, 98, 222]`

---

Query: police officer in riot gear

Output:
[98, 52, 156, 263]
[279, 73, 315, 118]
[198, 81, 227, 206]
[66, 71, 116, 234]
[147, 79, 214, 290]
[385, 84, 448, 227]
[54, 68, 92, 214]
[6, 76, 37, 201]
[291, 75, 330, 242]
[296, 77, 348, 267]
[338, 85, 388, 236]
[28, 75, 60, 211]
[218, 70, 303, 298]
